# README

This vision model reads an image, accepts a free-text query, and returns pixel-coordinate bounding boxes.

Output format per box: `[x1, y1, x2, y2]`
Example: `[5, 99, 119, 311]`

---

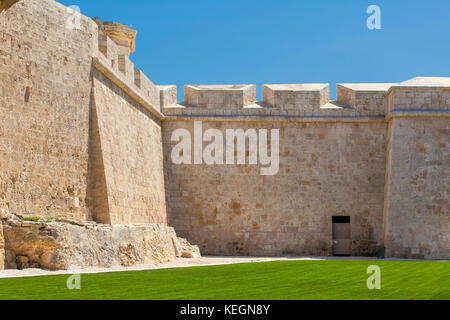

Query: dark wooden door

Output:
[332, 217, 351, 256]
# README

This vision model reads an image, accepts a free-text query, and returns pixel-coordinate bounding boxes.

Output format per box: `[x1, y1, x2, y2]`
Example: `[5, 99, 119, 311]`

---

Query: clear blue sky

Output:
[57, 0, 450, 101]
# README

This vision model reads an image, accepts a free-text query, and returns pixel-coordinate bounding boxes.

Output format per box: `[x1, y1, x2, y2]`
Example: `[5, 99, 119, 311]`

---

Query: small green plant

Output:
[23, 217, 55, 223]
[23, 217, 41, 222]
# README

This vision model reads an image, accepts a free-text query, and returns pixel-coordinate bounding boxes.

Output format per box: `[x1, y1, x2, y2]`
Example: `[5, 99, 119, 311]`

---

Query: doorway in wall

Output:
[332, 216, 351, 256]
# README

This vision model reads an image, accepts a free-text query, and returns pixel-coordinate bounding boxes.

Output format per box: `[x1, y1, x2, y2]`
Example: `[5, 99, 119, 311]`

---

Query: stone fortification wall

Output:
[1, 0, 448, 264]
[0, 0, 98, 221]
[383, 78, 450, 260]
[0, 0, 168, 226]
[163, 119, 387, 256]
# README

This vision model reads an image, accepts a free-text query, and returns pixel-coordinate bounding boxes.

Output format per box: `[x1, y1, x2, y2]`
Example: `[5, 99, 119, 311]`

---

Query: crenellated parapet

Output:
[91, 20, 450, 122]
[162, 83, 384, 118]
[336, 83, 393, 116]
[94, 20, 161, 114]
[161, 78, 450, 120]
[98, 33, 119, 72]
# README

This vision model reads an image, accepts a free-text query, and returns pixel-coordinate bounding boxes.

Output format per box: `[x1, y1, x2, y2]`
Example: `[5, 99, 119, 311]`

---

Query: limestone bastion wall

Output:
[0, 0, 168, 227]
[383, 78, 450, 260]
[0, 0, 97, 221]
[0, 0, 192, 270]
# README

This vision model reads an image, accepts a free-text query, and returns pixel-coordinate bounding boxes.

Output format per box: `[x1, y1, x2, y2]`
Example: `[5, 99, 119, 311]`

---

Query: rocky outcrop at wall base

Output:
[1, 214, 200, 270]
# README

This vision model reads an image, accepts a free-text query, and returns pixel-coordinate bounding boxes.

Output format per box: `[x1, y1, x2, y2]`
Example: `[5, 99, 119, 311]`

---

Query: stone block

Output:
[263, 84, 329, 115]
[158, 85, 177, 109]
[184, 84, 256, 109]
[98, 33, 119, 71]
[134, 68, 160, 110]
[118, 54, 135, 84]
[337, 83, 393, 116]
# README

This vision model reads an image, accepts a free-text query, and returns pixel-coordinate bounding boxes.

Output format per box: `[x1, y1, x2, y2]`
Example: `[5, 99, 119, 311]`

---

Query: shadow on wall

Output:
[86, 84, 111, 225]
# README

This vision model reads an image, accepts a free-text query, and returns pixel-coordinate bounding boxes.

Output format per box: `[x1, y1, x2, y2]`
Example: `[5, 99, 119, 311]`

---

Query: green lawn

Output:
[0, 260, 448, 300]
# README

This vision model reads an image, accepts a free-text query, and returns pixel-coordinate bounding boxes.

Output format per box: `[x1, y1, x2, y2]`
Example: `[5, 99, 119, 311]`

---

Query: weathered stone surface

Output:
[184, 85, 256, 110]
[336, 83, 393, 116]
[0, 0, 98, 221]
[158, 85, 178, 109]
[383, 117, 449, 260]
[0, 0, 166, 226]
[2, 215, 200, 270]
[178, 237, 201, 259]
[89, 70, 168, 225]
[163, 120, 387, 257]
[263, 84, 330, 111]
[0, 0, 448, 264]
